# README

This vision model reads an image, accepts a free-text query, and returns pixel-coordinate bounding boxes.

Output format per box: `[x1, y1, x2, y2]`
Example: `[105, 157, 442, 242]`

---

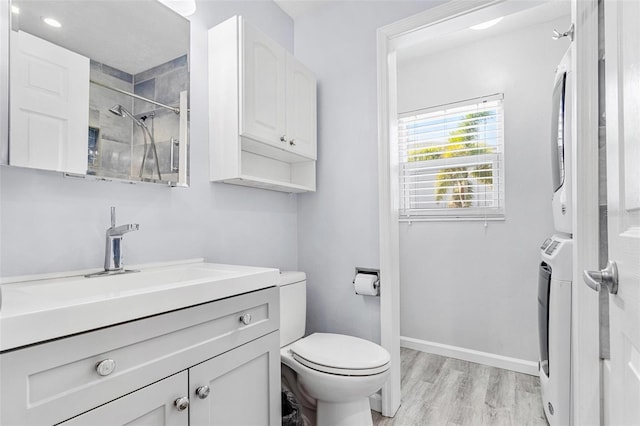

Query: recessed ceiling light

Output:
[42, 17, 62, 28]
[470, 17, 504, 30]
[11, 5, 20, 14]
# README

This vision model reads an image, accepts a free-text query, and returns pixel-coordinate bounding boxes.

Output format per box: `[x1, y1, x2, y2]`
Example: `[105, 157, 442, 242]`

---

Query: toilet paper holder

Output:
[353, 267, 380, 296]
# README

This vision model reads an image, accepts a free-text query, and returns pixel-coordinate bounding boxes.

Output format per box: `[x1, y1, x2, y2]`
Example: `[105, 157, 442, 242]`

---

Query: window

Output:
[398, 94, 504, 220]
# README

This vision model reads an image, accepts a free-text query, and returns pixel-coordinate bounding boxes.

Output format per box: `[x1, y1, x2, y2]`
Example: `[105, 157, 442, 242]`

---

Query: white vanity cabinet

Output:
[209, 16, 317, 193]
[0, 287, 281, 426]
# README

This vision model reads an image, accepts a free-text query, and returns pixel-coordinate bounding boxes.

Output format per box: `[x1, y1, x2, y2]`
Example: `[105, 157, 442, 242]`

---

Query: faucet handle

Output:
[110, 206, 116, 228]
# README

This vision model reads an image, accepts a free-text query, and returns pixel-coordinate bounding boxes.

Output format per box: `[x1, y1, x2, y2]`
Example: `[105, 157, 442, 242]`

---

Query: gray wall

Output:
[0, 1, 298, 277]
[396, 17, 570, 361]
[294, 1, 442, 344]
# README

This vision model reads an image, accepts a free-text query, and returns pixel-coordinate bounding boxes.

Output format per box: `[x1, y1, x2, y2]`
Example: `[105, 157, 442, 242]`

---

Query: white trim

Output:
[401, 336, 539, 376]
[377, 0, 509, 418]
[1, 0, 9, 164]
[570, 0, 601, 424]
[385, 0, 504, 48]
[377, 26, 402, 418]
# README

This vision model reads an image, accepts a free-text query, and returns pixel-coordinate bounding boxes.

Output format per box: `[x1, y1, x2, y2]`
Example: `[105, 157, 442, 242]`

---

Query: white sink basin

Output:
[13, 264, 237, 301]
[0, 260, 279, 351]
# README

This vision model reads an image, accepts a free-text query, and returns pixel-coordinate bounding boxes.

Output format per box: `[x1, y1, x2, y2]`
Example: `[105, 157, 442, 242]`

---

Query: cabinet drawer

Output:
[0, 287, 278, 426]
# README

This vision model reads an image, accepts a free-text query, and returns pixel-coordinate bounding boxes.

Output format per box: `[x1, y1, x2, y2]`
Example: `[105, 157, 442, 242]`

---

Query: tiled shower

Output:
[88, 55, 188, 182]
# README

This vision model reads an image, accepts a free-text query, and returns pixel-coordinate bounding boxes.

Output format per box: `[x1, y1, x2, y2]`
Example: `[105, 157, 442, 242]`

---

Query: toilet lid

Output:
[290, 333, 390, 376]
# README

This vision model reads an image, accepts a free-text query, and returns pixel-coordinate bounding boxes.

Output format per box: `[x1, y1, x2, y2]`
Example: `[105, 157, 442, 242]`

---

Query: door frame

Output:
[569, 0, 600, 424]
[1, 0, 9, 164]
[376, 0, 601, 421]
[376, 0, 502, 415]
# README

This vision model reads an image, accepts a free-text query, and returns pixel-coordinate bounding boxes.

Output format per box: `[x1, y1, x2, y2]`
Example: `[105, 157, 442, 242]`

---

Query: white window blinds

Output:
[398, 94, 505, 220]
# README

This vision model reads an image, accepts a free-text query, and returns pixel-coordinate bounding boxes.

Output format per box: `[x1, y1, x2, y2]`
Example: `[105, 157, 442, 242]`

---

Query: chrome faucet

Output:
[86, 207, 139, 277]
[105, 206, 139, 272]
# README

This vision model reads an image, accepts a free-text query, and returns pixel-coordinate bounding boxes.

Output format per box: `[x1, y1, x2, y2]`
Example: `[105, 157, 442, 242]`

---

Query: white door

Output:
[241, 21, 287, 149]
[189, 333, 281, 426]
[10, 31, 89, 174]
[59, 372, 189, 426]
[604, 0, 640, 424]
[286, 53, 317, 160]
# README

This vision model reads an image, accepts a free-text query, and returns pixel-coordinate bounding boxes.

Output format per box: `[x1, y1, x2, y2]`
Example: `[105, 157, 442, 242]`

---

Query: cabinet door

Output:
[60, 372, 189, 426]
[189, 332, 281, 426]
[241, 21, 287, 148]
[286, 54, 317, 160]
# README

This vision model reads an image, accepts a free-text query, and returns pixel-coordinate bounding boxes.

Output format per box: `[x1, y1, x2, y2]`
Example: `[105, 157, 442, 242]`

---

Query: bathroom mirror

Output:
[4, 0, 190, 186]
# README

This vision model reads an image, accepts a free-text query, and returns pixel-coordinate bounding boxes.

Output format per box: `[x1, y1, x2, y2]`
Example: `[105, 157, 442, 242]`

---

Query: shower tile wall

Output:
[87, 56, 187, 182]
[89, 61, 134, 179]
[133, 55, 188, 181]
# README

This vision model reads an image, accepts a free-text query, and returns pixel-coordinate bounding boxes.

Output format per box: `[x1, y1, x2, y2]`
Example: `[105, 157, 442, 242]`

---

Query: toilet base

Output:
[282, 364, 316, 425]
[316, 398, 373, 426]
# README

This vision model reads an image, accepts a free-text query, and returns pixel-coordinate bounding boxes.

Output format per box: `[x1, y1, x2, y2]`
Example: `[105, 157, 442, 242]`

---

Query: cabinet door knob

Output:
[95, 359, 116, 376]
[239, 313, 252, 325]
[174, 396, 190, 411]
[195, 385, 210, 399]
[289, 138, 296, 146]
[280, 135, 287, 143]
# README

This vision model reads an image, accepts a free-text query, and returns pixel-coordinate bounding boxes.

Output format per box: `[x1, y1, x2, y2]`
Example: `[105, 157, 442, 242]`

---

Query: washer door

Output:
[551, 71, 567, 192]
[538, 262, 552, 377]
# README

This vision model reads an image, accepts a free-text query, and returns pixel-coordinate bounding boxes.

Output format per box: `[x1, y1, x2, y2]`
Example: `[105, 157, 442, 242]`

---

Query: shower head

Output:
[108, 104, 145, 128]
[109, 104, 125, 117]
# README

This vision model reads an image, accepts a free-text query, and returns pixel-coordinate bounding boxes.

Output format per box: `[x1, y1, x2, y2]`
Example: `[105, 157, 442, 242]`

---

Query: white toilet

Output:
[279, 271, 390, 426]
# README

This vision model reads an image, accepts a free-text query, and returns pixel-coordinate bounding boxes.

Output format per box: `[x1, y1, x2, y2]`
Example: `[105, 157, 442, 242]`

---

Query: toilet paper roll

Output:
[354, 273, 379, 296]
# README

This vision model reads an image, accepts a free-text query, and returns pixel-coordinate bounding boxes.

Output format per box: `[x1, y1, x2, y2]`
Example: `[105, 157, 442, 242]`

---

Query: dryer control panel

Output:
[540, 234, 573, 282]
[541, 238, 561, 255]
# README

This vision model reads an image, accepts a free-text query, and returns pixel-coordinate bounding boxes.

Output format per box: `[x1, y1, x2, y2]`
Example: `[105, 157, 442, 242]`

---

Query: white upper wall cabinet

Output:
[209, 16, 317, 193]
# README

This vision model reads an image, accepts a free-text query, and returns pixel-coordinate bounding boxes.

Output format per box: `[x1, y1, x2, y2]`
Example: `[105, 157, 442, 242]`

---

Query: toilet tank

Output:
[279, 271, 306, 347]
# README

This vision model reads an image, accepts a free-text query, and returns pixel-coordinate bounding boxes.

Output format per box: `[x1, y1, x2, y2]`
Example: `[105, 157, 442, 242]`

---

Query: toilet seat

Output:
[289, 333, 390, 376]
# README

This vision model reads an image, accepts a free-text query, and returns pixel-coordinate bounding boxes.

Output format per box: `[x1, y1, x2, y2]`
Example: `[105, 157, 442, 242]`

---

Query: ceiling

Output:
[395, 1, 571, 60]
[273, 0, 571, 62]
[11, 0, 189, 75]
[273, 0, 329, 20]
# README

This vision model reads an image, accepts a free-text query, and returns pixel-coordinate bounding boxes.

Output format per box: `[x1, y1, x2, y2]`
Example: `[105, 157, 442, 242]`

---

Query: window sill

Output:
[399, 216, 505, 223]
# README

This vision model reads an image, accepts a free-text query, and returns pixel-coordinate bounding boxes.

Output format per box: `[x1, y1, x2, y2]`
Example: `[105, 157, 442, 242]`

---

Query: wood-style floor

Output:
[372, 348, 548, 426]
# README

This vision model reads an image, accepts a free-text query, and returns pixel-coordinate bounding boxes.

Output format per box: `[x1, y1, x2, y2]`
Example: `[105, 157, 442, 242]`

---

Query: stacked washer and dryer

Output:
[538, 46, 573, 426]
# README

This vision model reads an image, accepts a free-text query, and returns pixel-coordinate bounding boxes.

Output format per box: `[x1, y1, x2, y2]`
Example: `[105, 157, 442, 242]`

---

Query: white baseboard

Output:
[400, 336, 539, 376]
[369, 392, 382, 413]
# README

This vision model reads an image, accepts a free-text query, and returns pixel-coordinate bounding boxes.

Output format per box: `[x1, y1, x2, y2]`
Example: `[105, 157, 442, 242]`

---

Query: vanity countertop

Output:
[0, 259, 279, 352]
